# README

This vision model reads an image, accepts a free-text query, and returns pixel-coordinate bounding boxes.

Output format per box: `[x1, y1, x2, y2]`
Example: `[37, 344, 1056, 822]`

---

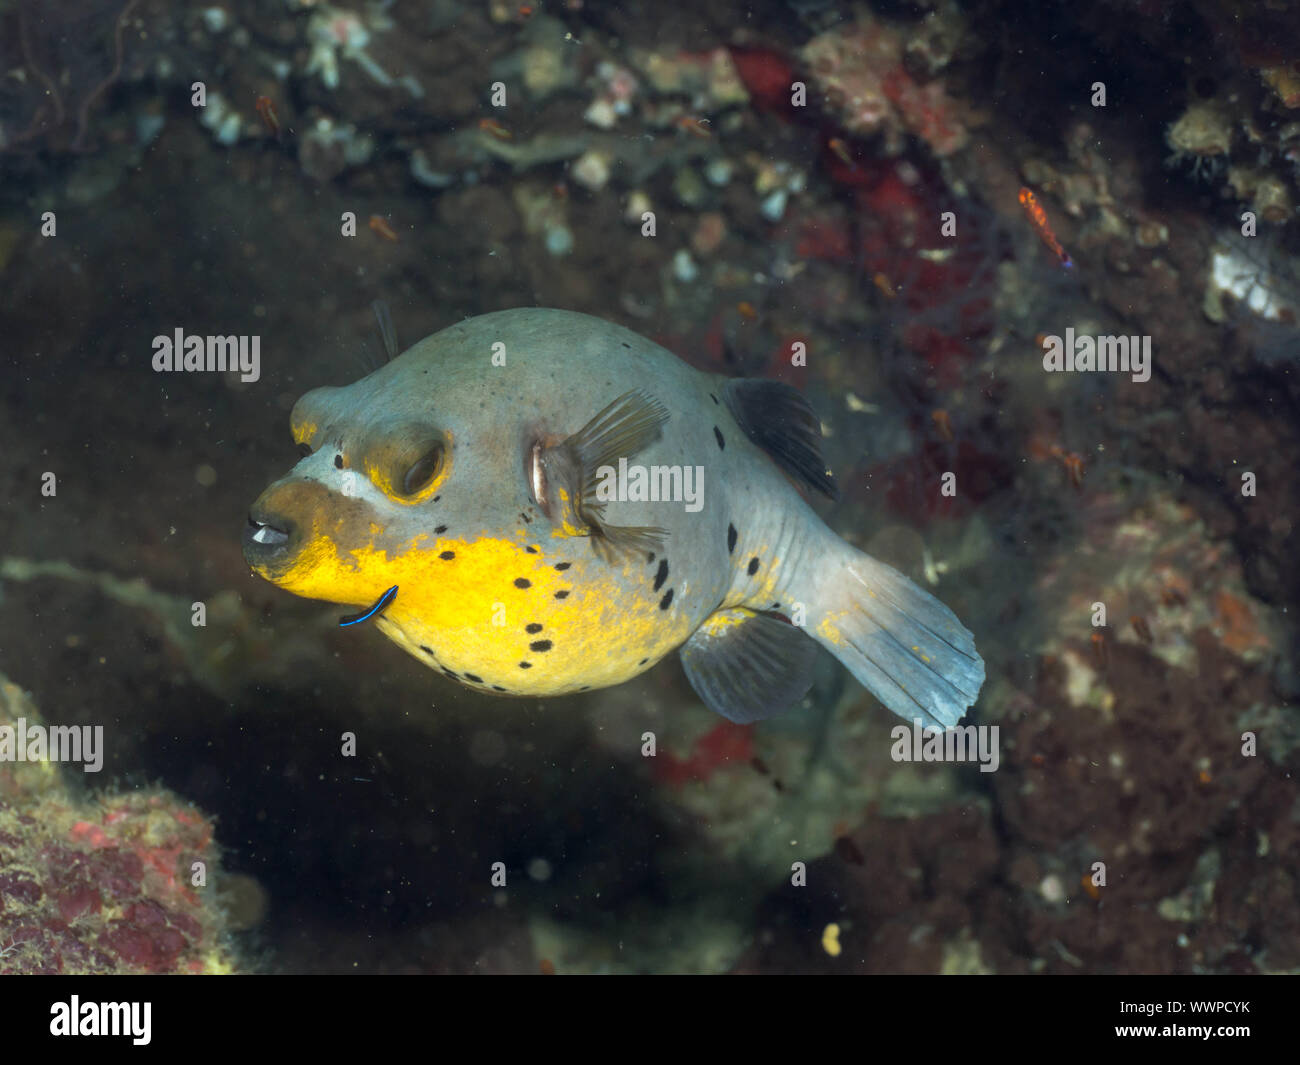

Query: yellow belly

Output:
[279, 528, 694, 695]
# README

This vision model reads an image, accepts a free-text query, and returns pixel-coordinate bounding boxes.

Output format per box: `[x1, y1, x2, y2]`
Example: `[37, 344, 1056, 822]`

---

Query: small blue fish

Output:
[339, 585, 398, 627]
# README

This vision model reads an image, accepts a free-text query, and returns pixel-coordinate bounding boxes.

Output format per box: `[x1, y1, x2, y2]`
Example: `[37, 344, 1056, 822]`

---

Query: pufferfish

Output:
[242, 308, 984, 730]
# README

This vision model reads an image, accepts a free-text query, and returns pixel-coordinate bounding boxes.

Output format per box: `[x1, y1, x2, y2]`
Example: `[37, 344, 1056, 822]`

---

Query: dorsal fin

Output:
[722, 379, 839, 500]
[371, 299, 398, 361]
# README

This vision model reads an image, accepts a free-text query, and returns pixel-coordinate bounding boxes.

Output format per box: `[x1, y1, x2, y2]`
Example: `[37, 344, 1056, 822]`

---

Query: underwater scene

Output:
[0, 0, 1297, 977]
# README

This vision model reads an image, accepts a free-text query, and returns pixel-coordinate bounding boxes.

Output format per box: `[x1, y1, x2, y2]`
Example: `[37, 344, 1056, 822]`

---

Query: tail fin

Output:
[806, 547, 984, 730]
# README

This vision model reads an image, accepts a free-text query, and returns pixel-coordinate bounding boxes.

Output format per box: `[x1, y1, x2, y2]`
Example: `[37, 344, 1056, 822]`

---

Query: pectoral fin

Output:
[584, 515, 669, 565]
[538, 390, 671, 563]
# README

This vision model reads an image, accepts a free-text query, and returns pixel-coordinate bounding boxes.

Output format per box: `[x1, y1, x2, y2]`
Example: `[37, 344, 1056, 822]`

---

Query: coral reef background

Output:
[0, 0, 1297, 973]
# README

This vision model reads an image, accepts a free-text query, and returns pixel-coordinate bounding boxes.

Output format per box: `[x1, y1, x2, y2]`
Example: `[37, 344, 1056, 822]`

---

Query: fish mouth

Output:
[242, 509, 297, 572]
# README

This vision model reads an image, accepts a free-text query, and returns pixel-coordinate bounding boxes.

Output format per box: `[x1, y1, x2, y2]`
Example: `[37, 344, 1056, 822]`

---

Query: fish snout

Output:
[242, 477, 316, 577]
[242, 506, 299, 572]
[241, 475, 379, 589]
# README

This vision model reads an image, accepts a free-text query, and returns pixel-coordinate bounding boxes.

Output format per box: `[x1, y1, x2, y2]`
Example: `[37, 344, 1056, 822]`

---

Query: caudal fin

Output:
[806, 548, 984, 730]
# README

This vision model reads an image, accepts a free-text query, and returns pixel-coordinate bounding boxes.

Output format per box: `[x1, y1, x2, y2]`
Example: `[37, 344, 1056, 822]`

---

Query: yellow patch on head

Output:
[361, 430, 453, 506]
[291, 419, 319, 448]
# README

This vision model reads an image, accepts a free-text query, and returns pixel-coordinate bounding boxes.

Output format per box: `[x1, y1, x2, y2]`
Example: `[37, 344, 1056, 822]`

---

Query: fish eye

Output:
[402, 443, 444, 496]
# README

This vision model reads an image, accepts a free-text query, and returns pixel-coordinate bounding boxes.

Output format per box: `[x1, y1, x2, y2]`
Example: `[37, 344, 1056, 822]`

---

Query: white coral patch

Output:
[1211, 247, 1295, 321]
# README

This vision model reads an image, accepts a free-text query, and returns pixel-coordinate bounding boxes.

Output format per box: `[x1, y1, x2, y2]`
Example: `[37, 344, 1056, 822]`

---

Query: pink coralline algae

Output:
[0, 790, 233, 974]
[0, 671, 236, 973]
[0, 671, 236, 975]
[801, 14, 969, 158]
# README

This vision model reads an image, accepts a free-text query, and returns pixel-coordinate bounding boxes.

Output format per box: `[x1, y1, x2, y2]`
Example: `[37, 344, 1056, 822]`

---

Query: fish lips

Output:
[242, 508, 299, 577]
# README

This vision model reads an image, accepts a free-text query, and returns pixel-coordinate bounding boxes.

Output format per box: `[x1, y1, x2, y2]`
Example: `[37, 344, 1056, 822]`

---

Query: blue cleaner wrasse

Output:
[339, 584, 398, 627]
[242, 309, 984, 730]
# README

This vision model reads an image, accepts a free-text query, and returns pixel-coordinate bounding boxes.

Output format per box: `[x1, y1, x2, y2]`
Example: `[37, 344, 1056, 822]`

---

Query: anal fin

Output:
[680, 608, 821, 724]
[722, 379, 839, 500]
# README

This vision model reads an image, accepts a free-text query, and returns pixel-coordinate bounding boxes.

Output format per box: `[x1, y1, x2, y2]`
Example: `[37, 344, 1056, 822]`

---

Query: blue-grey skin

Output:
[243, 308, 984, 729]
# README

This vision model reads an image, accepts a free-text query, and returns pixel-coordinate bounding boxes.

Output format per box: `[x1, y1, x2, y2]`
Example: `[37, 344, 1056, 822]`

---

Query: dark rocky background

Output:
[0, 0, 1296, 973]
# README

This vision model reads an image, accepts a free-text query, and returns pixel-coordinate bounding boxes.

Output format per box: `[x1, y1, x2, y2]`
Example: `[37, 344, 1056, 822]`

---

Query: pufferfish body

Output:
[243, 308, 984, 729]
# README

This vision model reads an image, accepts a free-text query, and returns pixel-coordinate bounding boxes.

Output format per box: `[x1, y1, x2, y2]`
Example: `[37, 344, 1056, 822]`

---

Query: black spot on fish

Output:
[554, 562, 571, 571]
[748, 556, 760, 576]
[433, 495, 441, 502]
[525, 546, 538, 554]
[434, 524, 447, 533]
[530, 639, 553, 652]
[521, 512, 533, 524]
[710, 393, 719, 405]
[441, 667, 459, 679]
[464, 673, 483, 684]
[514, 577, 531, 588]
[772, 602, 780, 609]
[646, 552, 655, 564]
[555, 590, 569, 599]
[420, 645, 435, 655]
[519, 661, 532, 669]
[653, 559, 669, 592]
[727, 523, 737, 553]
[639, 658, 648, 666]
[659, 589, 674, 610]
[713, 426, 725, 450]
[492, 685, 507, 692]
[526, 623, 543, 634]
[334, 454, 343, 469]
[440, 550, 456, 560]
[622, 342, 631, 349]
[580, 685, 591, 691]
